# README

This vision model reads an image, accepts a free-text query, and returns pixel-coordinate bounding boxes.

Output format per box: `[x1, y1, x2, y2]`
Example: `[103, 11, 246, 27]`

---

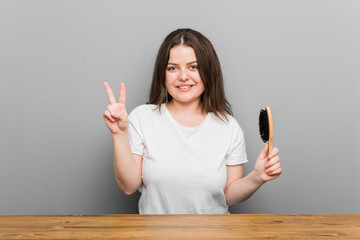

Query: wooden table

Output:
[0, 214, 359, 239]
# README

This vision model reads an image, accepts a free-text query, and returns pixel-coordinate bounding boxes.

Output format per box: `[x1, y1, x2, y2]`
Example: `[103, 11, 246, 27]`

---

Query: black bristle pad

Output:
[259, 109, 269, 142]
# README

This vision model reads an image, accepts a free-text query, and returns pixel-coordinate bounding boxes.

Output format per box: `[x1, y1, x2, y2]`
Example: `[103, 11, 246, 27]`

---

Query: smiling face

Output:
[165, 45, 205, 108]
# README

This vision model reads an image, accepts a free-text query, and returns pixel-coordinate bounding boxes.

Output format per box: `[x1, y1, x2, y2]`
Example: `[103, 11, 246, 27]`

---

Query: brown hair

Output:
[147, 28, 232, 121]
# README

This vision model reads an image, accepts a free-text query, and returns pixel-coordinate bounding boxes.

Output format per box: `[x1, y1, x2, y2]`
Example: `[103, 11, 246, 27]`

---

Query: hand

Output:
[103, 82, 128, 135]
[254, 143, 282, 184]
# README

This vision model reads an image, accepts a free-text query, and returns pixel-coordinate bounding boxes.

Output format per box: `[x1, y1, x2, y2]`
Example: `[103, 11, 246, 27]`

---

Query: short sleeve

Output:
[128, 109, 145, 156]
[225, 119, 248, 165]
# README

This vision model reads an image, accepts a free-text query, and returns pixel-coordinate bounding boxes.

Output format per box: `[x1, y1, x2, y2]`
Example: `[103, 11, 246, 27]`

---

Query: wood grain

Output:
[265, 105, 273, 153]
[0, 214, 359, 239]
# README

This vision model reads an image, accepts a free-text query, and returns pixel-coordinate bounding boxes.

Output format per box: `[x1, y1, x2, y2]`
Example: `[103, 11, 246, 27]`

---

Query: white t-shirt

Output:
[128, 103, 248, 214]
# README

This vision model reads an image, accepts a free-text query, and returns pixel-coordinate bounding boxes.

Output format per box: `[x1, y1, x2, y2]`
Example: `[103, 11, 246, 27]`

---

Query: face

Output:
[165, 45, 205, 107]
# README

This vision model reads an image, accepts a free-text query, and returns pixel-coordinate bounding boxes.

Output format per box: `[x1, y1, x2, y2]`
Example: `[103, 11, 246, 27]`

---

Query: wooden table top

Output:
[0, 214, 359, 239]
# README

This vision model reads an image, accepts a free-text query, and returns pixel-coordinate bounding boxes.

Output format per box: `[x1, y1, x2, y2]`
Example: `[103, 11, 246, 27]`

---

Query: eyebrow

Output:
[167, 61, 197, 65]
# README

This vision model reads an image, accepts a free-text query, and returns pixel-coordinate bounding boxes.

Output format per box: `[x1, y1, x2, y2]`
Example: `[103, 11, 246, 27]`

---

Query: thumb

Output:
[259, 142, 269, 159]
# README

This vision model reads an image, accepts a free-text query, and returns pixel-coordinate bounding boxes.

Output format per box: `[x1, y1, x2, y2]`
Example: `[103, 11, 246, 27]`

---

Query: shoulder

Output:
[128, 104, 166, 132]
[209, 113, 244, 136]
[129, 104, 160, 116]
[128, 104, 165, 122]
[227, 115, 244, 134]
[210, 113, 241, 127]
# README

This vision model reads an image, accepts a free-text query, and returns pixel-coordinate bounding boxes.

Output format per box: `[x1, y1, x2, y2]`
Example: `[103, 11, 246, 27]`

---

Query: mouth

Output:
[176, 85, 194, 89]
[176, 85, 194, 92]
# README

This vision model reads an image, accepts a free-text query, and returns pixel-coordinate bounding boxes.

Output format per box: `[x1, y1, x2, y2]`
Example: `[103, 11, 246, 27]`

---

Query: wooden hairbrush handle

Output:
[265, 106, 273, 154]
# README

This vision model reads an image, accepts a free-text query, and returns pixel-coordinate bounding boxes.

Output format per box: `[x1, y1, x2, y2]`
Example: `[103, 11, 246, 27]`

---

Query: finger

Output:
[266, 162, 281, 174]
[104, 110, 115, 122]
[106, 104, 115, 115]
[119, 82, 126, 105]
[106, 105, 120, 119]
[265, 156, 280, 168]
[259, 142, 269, 158]
[104, 82, 117, 104]
[267, 167, 282, 176]
[268, 147, 279, 159]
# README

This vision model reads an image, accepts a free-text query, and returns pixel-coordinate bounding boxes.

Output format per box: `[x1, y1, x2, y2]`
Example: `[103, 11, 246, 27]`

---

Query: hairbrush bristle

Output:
[259, 108, 269, 142]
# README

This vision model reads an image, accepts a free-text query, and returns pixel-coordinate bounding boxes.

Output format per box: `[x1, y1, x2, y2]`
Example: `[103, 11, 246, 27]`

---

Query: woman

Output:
[103, 28, 282, 214]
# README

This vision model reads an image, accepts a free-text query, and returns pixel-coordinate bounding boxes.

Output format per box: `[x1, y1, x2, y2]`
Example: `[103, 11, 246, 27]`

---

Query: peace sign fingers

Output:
[119, 82, 126, 105]
[104, 82, 117, 105]
[103, 82, 129, 134]
[104, 82, 126, 105]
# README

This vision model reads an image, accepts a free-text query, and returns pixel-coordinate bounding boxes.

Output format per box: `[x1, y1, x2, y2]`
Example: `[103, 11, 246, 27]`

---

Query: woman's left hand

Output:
[254, 143, 282, 184]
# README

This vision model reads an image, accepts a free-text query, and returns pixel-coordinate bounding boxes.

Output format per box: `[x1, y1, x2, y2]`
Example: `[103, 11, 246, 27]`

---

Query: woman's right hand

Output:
[103, 82, 128, 135]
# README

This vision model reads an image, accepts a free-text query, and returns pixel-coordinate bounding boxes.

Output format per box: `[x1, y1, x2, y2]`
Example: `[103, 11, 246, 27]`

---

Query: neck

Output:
[166, 100, 203, 115]
[166, 100, 208, 127]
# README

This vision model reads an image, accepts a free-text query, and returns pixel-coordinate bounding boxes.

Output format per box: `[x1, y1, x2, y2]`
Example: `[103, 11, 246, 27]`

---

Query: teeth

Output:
[178, 85, 191, 89]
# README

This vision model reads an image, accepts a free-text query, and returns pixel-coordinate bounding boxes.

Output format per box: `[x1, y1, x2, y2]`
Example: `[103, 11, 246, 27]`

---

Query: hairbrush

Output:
[259, 106, 273, 153]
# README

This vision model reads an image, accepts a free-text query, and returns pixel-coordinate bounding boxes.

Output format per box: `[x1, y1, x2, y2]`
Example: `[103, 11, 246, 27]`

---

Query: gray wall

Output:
[1, 0, 359, 214]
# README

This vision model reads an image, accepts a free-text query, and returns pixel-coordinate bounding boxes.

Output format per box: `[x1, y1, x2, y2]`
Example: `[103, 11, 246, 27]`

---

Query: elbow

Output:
[119, 184, 138, 195]
[224, 187, 241, 206]
[116, 178, 141, 195]
[224, 193, 234, 207]
[224, 189, 232, 206]
[122, 189, 136, 195]
[118, 184, 137, 195]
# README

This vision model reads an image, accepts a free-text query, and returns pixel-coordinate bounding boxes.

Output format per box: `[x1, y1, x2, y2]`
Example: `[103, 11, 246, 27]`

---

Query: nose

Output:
[179, 68, 189, 81]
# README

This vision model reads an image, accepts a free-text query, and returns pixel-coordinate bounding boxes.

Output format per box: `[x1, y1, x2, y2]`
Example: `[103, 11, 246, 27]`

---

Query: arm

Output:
[103, 82, 142, 195]
[224, 143, 282, 206]
[112, 132, 143, 195]
[224, 165, 263, 206]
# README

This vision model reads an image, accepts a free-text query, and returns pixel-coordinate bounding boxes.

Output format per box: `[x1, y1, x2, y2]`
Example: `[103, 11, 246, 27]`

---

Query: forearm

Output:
[224, 170, 265, 206]
[112, 131, 141, 195]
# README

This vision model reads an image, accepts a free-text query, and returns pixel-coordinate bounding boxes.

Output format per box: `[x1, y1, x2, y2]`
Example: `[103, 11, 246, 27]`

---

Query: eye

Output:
[189, 65, 198, 70]
[167, 66, 176, 71]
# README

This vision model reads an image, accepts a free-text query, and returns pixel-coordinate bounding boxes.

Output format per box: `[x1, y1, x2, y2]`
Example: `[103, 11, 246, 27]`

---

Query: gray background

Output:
[1, 0, 359, 214]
